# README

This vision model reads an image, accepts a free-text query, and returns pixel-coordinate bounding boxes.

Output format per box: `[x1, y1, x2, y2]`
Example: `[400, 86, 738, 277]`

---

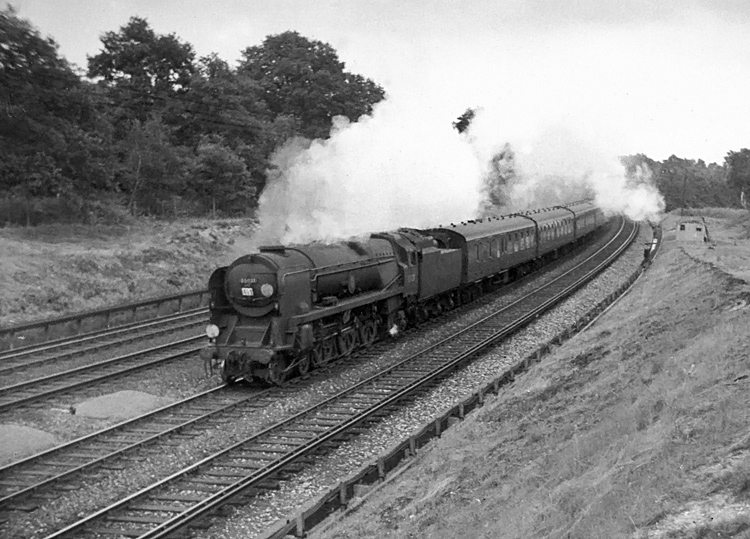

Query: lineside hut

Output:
[676, 217, 709, 243]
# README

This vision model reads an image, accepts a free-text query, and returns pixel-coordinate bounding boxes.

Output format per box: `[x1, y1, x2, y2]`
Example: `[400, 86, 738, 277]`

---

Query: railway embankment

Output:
[0, 218, 258, 327]
[306, 210, 750, 539]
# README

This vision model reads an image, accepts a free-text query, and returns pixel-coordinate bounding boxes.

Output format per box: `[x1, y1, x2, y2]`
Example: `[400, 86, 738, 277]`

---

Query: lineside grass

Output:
[0, 218, 258, 328]
[308, 215, 750, 539]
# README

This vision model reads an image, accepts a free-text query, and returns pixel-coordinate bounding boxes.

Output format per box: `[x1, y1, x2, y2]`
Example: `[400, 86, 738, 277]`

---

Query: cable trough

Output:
[41, 218, 636, 539]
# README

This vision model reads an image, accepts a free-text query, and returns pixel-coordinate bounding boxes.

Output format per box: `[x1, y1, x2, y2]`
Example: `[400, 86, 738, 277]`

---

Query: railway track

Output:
[0, 225, 618, 514]
[0, 384, 288, 511]
[0, 336, 203, 413]
[34, 218, 636, 539]
[0, 309, 206, 377]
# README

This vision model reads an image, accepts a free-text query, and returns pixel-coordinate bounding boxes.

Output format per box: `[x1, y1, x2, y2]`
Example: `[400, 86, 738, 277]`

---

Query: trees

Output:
[88, 16, 195, 93]
[621, 154, 738, 212]
[0, 6, 115, 218]
[725, 149, 750, 209]
[240, 31, 385, 139]
[2, 12, 389, 224]
[193, 136, 257, 214]
[119, 119, 190, 215]
[87, 17, 195, 125]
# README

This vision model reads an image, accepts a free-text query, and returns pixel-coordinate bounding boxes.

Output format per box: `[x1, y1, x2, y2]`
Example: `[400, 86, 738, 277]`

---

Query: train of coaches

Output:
[201, 200, 607, 384]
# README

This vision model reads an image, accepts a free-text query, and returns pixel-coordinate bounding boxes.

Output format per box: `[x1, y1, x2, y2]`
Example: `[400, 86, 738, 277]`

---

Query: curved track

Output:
[0, 337, 204, 413]
[0, 309, 206, 377]
[36, 218, 637, 539]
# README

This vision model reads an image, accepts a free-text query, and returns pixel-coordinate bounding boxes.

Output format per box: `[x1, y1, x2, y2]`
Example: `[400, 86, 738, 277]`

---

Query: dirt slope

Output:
[0, 219, 260, 327]
[309, 211, 750, 539]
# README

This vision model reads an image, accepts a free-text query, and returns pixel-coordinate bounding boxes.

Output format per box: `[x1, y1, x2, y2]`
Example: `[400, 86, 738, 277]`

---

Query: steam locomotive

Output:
[201, 200, 606, 384]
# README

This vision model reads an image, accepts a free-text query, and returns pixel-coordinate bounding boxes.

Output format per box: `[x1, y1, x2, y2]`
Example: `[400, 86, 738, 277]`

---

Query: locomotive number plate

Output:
[241, 287, 254, 297]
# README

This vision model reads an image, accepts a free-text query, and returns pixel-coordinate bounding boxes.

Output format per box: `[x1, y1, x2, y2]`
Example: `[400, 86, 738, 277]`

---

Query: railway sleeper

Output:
[87, 525, 143, 537]
[128, 503, 190, 512]
[0, 478, 28, 487]
[147, 440, 189, 447]
[179, 480, 228, 491]
[214, 461, 264, 470]
[107, 514, 171, 524]
[5, 501, 39, 512]
[14, 469, 58, 477]
[313, 414, 352, 422]
[202, 469, 247, 478]
[62, 451, 109, 459]
[150, 492, 205, 502]
[276, 433, 316, 441]
[98, 463, 129, 470]
[131, 426, 178, 433]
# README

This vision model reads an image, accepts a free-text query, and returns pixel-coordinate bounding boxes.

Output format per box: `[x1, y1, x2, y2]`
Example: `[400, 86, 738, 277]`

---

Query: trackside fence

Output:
[0, 289, 210, 351]
[260, 225, 662, 539]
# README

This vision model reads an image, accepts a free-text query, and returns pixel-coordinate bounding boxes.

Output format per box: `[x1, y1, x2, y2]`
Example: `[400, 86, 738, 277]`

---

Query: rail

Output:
[0, 289, 209, 351]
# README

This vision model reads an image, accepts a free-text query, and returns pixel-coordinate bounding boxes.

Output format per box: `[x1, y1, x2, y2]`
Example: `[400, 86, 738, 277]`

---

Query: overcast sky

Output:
[12, 0, 750, 164]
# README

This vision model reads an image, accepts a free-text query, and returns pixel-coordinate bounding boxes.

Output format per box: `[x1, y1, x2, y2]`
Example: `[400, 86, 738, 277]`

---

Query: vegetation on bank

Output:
[0, 218, 258, 326]
[2, 8, 750, 227]
[307, 211, 750, 539]
[1, 7, 384, 225]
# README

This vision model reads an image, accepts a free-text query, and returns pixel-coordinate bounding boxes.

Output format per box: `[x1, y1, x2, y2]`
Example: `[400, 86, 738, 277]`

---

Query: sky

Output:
[11, 0, 750, 165]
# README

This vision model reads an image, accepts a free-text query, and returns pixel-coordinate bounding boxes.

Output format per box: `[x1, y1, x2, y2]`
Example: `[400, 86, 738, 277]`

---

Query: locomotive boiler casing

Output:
[286, 238, 399, 302]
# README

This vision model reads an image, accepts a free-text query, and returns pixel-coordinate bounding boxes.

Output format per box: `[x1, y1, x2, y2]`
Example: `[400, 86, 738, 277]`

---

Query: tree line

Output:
[0, 8, 384, 225]
[2, 8, 749, 227]
[622, 152, 750, 212]
[454, 108, 750, 214]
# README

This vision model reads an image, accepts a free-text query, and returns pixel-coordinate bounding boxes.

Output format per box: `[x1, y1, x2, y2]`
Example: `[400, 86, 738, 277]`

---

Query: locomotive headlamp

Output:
[205, 324, 220, 339]
[260, 283, 274, 297]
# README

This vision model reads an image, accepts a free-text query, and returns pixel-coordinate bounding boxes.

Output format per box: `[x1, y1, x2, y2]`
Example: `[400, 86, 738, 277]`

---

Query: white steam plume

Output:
[254, 100, 665, 247]
[253, 99, 486, 245]
[467, 111, 665, 221]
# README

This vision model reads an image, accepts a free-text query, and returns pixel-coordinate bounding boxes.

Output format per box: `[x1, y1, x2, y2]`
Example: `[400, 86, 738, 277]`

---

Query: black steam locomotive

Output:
[201, 200, 606, 384]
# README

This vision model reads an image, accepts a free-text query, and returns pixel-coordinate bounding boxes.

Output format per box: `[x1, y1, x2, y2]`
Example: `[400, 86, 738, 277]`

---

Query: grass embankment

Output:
[0, 219, 259, 328]
[310, 210, 750, 539]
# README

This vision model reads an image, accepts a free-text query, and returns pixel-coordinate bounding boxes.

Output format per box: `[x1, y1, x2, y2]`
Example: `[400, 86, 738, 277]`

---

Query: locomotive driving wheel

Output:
[311, 343, 326, 368]
[267, 357, 290, 385]
[323, 338, 337, 363]
[337, 329, 357, 357]
[220, 363, 238, 384]
[359, 320, 377, 347]
[297, 352, 311, 376]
